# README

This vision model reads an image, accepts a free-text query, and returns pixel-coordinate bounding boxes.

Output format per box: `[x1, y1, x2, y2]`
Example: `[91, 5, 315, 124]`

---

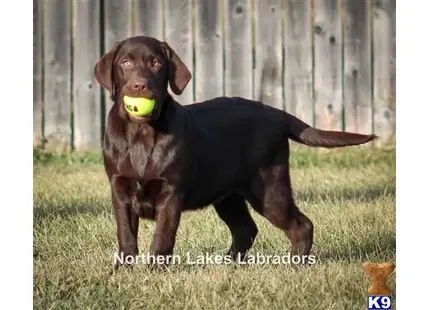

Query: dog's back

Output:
[183, 97, 288, 207]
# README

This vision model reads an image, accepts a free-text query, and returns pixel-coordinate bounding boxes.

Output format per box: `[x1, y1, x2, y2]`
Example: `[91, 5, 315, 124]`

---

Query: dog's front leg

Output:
[149, 188, 181, 269]
[111, 175, 140, 270]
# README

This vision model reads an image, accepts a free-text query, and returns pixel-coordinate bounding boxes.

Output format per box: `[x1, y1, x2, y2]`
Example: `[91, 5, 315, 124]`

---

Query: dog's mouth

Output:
[127, 113, 149, 123]
[122, 94, 157, 123]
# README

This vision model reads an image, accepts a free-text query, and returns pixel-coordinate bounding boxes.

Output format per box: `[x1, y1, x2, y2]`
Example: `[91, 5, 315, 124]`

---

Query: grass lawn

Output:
[33, 144, 396, 309]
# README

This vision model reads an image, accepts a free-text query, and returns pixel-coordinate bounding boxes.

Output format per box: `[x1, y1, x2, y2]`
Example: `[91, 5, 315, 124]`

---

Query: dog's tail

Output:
[285, 112, 377, 148]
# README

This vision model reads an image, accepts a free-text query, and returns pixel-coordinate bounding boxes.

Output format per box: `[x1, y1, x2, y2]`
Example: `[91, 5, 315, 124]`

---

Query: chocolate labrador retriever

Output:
[94, 36, 376, 269]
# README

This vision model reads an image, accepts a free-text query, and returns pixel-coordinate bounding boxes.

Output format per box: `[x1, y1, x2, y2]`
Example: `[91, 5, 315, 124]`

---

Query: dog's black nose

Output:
[132, 79, 148, 92]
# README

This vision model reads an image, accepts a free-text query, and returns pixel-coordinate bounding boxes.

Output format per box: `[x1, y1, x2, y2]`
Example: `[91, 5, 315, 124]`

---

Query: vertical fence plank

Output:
[33, 0, 43, 147]
[254, 0, 283, 110]
[43, 0, 72, 151]
[195, 0, 223, 102]
[283, 0, 313, 124]
[73, 0, 101, 150]
[104, 0, 133, 115]
[225, 0, 253, 99]
[373, 0, 396, 143]
[343, 0, 372, 134]
[165, 0, 194, 104]
[313, 0, 342, 131]
[135, 0, 164, 39]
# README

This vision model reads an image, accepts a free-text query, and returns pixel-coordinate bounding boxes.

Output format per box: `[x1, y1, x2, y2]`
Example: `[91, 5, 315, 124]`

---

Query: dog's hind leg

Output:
[246, 166, 314, 257]
[213, 194, 258, 260]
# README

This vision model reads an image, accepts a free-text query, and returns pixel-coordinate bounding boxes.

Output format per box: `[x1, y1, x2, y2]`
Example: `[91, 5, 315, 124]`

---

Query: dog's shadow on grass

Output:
[294, 184, 395, 204]
[34, 184, 395, 224]
[296, 184, 396, 262]
[314, 234, 396, 262]
[33, 203, 111, 221]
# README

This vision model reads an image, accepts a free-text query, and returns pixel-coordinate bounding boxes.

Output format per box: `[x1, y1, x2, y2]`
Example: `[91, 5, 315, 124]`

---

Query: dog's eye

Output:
[152, 59, 160, 67]
[122, 60, 132, 67]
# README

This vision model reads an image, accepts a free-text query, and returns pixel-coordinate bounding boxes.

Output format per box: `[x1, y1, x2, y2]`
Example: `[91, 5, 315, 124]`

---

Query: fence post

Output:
[343, 0, 372, 135]
[165, 0, 194, 104]
[73, 0, 102, 151]
[254, 0, 283, 110]
[33, 0, 44, 148]
[313, 0, 343, 131]
[372, 0, 396, 143]
[135, 0, 164, 40]
[43, 0, 73, 151]
[283, 0, 314, 125]
[195, 0, 224, 102]
[225, 0, 253, 99]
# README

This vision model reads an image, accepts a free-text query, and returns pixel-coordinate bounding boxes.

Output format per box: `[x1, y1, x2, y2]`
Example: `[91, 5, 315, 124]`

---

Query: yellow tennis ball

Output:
[123, 96, 155, 116]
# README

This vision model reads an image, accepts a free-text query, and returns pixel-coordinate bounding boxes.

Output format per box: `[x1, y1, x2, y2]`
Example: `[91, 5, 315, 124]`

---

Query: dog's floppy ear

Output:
[94, 42, 120, 92]
[162, 42, 192, 95]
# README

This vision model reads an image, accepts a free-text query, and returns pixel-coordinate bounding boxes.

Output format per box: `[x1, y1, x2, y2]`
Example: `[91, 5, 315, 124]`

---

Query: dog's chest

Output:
[116, 124, 179, 181]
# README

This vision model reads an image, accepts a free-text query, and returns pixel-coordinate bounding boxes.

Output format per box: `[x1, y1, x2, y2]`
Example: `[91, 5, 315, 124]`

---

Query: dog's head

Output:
[94, 36, 191, 122]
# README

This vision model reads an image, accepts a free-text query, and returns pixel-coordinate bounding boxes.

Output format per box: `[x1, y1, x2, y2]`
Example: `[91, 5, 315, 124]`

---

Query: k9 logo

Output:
[367, 296, 392, 309]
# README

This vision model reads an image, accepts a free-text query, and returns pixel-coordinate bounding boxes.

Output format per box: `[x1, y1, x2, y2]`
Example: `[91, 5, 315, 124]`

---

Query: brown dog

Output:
[94, 36, 376, 269]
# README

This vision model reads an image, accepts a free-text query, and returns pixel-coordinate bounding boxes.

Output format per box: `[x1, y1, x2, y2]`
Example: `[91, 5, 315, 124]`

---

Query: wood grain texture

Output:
[33, 0, 43, 147]
[73, 0, 101, 150]
[104, 0, 133, 116]
[135, 0, 164, 40]
[313, 0, 342, 131]
[43, 0, 72, 151]
[195, 0, 223, 102]
[224, 0, 253, 99]
[165, 0, 194, 104]
[343, 0, 372, 134]
[283, 0, 314, 125]
[254, 0, 283, 110]
[372, 0, 396, 143]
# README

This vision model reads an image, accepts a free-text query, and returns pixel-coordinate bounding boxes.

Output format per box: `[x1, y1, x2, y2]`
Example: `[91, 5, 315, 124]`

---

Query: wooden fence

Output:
[33, 0, 396, 151]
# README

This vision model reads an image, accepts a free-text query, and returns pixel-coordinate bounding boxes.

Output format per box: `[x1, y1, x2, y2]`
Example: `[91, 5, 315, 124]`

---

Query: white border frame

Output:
[396, 0, 430, 308]
[0, 1, 33, 309]
[0, 1, 426, 309]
